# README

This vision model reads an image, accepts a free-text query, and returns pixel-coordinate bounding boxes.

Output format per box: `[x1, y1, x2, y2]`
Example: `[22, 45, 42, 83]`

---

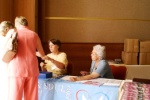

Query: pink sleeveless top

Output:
[8, 26, 39, 77]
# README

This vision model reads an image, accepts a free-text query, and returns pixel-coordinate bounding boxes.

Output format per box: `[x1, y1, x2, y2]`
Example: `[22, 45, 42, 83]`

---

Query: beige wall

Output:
[42, 0, 150, 43]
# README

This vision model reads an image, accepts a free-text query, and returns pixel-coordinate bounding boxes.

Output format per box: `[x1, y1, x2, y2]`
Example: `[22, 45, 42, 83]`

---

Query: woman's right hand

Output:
[80, 71, 88, 76]
[40, 62, 45, 67]
[40, 62, 47, 71]
[70, 77, 78, 82]
[41, 55, 49, 60]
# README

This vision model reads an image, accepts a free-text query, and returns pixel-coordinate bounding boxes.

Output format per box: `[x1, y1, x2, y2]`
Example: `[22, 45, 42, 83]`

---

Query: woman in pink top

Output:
[7, 16, 46, 100]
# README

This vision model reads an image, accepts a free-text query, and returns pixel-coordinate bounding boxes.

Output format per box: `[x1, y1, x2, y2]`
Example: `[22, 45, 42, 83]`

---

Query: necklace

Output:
[94, 64, 97, 70]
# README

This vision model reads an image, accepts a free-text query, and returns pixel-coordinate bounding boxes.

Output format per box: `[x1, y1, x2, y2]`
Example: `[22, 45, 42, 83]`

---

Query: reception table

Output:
[38, 77, 123, 100]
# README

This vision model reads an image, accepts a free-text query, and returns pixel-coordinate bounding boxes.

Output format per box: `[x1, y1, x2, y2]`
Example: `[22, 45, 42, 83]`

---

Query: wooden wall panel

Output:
[42, 42, 124, 75]
[13, 0, 36, 31]
[0, 0, 13, 22]
[38, 0, 45, 39]
[40, 0, 150, 43]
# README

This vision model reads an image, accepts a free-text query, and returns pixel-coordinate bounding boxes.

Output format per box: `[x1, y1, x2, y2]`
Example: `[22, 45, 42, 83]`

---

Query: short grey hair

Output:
[15, 16, 28, 27]
[93, 44, 106, 59]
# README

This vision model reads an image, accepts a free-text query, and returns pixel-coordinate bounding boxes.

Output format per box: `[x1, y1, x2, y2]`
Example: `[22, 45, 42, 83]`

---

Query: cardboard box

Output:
[122, 51, 138, 65]
[140, 41, 150, 53]
[38, 71, 52, 78]
[139, 53, 150, 65]
[124, 39, 139, 52]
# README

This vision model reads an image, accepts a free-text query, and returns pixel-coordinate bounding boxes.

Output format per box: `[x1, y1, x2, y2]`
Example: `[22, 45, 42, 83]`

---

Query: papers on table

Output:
[61, 76, 123, 87]
[78, 78, 123, 87]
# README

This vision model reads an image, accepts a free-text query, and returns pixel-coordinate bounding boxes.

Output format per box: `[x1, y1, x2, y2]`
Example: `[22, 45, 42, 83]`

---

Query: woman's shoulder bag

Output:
[2, 29, 18, 63]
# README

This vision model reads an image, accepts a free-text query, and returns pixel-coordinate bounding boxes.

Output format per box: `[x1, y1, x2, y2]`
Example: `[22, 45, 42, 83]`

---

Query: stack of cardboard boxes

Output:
[139, 41, 150, 65]
[122, 39, 139, 65]
[122, 39, 150, 65]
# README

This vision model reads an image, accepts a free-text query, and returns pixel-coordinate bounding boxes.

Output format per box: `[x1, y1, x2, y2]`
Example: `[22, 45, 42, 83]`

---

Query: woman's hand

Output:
[70, 77, 78, 82]
[41, 55, 49, 60]
[80, 71, 89, 76]
[40, 62, 47, 71]
[40, 62, 45, 67]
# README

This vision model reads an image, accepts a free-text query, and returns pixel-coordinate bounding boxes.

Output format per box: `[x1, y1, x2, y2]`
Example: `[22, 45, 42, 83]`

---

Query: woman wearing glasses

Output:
[70, 44, 114, 81]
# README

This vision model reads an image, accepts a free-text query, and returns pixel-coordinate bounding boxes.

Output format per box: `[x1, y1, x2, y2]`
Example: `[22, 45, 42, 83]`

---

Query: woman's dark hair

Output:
[48, 39, 61, 50]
